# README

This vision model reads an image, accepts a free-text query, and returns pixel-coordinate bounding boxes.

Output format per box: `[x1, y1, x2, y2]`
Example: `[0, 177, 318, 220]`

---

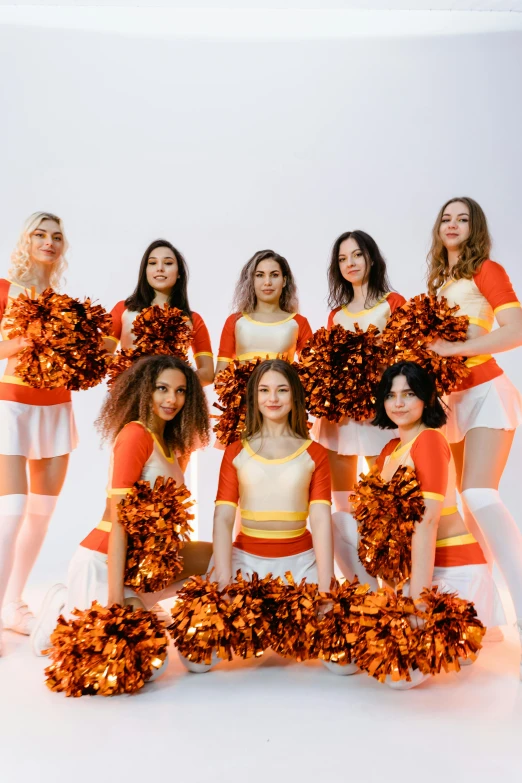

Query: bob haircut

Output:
[243, 359, 309, 440]
[9, 211, 68, 290]
[373, 361, 447, 430]
[231, 249, 299, 314]
[327, 230, 391, 310]
[125, 239, 192, 315]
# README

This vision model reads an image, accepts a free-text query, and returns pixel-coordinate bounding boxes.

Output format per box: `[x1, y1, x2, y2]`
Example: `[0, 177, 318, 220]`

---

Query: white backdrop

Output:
[0, 11, 521, 585]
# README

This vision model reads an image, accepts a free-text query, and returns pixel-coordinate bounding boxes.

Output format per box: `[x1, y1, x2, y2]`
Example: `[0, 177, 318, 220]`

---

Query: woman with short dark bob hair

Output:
[372, 361, 448, 430]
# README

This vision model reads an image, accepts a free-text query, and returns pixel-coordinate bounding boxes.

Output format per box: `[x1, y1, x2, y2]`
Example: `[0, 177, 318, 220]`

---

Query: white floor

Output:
[2, 587, 522, 782]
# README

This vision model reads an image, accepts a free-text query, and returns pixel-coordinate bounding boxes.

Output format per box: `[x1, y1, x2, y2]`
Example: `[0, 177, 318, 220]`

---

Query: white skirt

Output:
[431, 563, 506, 628]
[311, 415, 397, 457]
[0, 399, 78, 459]
[227, 547, 318, 583]
[444, 373, 522, 443]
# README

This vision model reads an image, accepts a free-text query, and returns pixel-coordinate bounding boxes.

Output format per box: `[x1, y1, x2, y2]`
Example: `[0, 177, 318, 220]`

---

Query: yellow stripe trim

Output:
[110, 488, 132, 497]
[309, 499, 332, 506]
[440, 505, 458, 516]
[241, 312, 296, 326]
[0, 375, 29, 387]
[465, 354, 492, 368]
[341, 293, 390, 318]
[468, 316, 492, 331]
[390, 428, 443, 459]
[193, 351, 214, 359]
[96, 520, 112, 532]
[436, 533, 477, 548]
[241, 524, 307, 539]
[243, 439, 311, 464]
[215, 500, 238, 508]
[217, 356, 233, 364]
[494, 302, 521, 314]
[241, 510, 308, 522]
[237, 351, 279, 360]
[128, 420, 173, 462]
[103, 335, 119, 344]
[422, 491, 444, 501]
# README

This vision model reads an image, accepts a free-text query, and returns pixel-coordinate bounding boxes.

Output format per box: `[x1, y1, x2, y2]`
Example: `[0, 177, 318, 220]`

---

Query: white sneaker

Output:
[178, 649, 218, 673]
[30, 584, 67, 657]
[2, 601, 36, 635]
[385, 668, 430, 690]
[322, 660, 360, 676]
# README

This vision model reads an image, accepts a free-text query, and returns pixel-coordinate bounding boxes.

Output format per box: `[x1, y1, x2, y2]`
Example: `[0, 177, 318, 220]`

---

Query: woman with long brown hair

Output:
[426, 196, 522, 676]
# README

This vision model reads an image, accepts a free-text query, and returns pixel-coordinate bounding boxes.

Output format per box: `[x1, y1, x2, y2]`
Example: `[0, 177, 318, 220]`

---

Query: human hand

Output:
[426, 338, 460, 358]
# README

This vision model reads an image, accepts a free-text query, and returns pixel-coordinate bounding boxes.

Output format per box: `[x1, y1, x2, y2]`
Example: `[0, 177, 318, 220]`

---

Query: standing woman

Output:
[106, 239, 214, 388]
[427, 197, 522, 672]
[215, 250, 312, 373]
[312, 231, 406, 513]
[0, 212, 78, 651]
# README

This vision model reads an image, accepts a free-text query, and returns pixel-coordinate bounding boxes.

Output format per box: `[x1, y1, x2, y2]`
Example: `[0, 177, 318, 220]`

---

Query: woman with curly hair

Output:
[426, 197, 522, 675]
[312, 231, 405, 513]
[215, 250, 312, 374]
[106, 239, 214, 387]
[31, 355, 212, 655]
[0, 212, 78, 653]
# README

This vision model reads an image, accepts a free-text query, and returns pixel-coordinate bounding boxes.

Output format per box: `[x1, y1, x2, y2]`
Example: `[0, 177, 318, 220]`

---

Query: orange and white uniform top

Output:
[327, 292, 406, 333]
[108, 301, 213, 361]
[376, 428, 486, 569]
[437, 260, 521, 390]
[215, 438, 331, 557]
[0, 278, 71, 405]
[80, 420, 184, 556]
[217, 312, 313, 364]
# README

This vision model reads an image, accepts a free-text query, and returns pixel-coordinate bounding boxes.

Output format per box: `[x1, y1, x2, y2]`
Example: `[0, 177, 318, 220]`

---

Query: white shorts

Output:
[444, 373, 522, 443]
[227, 546, 318, 583]
[311, 416, 397, 457]
[0, 399, 78, 459]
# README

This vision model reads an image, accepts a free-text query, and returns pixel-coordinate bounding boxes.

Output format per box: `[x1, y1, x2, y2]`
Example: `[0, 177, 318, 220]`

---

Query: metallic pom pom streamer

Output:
[352, 465, 425, 586]
[213, 358, 265, 446]
[5, 288, 112, 390]
[264, 573, 320, 661]
[44, 603, 169, 697]
[313, 578, 372, 666]
[224, 571, 274, 659]
[117, 476, 194, 593]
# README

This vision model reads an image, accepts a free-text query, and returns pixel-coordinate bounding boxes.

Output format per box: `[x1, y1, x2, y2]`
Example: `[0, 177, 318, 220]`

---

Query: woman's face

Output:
[29, 219, 64, 266]
[146, 246, 179, 294]
[438, 201, 470, 252]
[257, 369, 293, 423]
[338, 237, 368, 287]
[384, 374, 424, 428]
[151, 368, 187, 423]
[253, 259, 286, 306]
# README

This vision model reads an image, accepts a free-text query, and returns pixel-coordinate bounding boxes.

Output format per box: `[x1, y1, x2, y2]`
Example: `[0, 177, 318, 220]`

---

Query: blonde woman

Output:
[0, 212, 78, 652]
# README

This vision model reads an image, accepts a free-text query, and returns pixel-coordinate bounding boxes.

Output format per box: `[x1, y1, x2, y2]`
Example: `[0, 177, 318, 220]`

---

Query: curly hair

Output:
[8, 211, 68, 290]
[427, 197, 491, 295]
[124, 239, 192, 316]
[373, 361, 447, 430]
[231, 250, 299, 313]
[327, 230, 392, 309]
[96, 355, 210, 456]
[243, 359, 309, 441]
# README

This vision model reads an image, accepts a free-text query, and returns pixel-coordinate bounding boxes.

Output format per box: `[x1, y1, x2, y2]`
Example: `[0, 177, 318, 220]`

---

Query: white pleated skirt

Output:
[226, 546, 318, 583]
[431, 563, 506, 628]
[311, 415, 397, 457]
[444, 373, 522, 443]
[0, 399, 78, 459]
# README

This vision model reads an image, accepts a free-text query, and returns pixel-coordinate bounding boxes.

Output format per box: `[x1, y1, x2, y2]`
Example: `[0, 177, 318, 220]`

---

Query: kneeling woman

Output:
[332, 362, 504, 682]
[32, 355, 212, 654]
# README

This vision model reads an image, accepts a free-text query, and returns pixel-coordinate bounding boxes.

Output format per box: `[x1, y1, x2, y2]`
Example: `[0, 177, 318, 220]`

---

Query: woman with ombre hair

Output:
[0, 212, 78, 653]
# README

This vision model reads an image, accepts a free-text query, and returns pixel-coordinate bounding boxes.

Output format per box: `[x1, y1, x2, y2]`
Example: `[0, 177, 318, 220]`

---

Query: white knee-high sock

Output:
[332, 510, 379, 590]
[0, 494, 29, 611]
[461, 488, 522, 620]
[4, 494, 58, 605]
[461, 497, 495, 571]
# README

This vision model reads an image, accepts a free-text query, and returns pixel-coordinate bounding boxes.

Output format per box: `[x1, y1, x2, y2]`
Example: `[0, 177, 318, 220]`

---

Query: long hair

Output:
[243, 359, 309, 441]
[427, 197, 491, 295]
[8, 211, 68, 290]
[231, 250, 299, 313]
[96, 355, 209, 455]
[125, 239, 192, 315]
[373, 361, 447, 430]
[327, 230, 391, 309]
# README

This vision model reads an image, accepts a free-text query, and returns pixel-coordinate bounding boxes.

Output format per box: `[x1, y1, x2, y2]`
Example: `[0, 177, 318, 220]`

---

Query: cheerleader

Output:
[332, 361, 504, 687]
[31, 355, 212, 655]
[181, 359, 334, 672]
[312, 231, 405, 513]
[106, 239, 214, 388]
[426, 197, 522, 672]
[0, 212, 78, 654]
[215, 250, 312, 372]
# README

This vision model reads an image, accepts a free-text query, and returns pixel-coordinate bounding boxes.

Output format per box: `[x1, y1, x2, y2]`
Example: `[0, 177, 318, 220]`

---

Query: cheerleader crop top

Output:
[108, 301, 213, 359]
[215, 438, 331, 522]
[217, 312, 313, 363]
[327, 292, 406, 333]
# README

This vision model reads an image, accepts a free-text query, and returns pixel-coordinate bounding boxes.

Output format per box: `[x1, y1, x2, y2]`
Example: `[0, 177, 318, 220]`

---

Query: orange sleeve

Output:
[109, 301, 126, 342]
[215, 440, 243, 506]
[387, 293, 406, 314]
[410, 430, 450, 500]
[307, 442, 332, 504]
[375, 438, 399, 473]
[110, 422, 153, 494]
[217, 313, 241, 363]
[474, 260, 520, 314]
[190, 312, 213, 358]
[295, 314, 313, 356]
[327, 308, 341, 331]
[0, 279, 9, 321]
